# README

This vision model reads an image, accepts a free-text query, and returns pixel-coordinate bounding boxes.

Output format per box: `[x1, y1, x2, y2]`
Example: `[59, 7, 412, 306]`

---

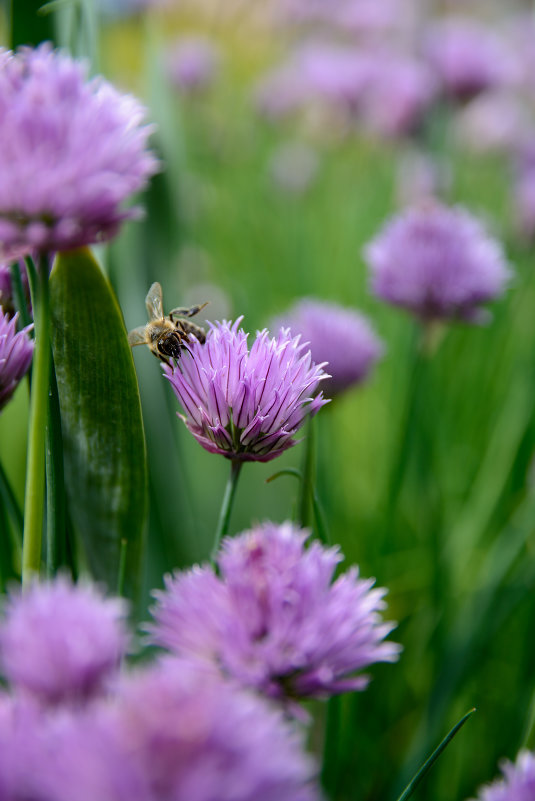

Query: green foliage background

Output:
[2, 3, 535, 800]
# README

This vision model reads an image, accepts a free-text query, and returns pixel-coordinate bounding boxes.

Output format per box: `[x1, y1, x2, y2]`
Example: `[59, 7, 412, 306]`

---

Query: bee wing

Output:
[145, 282, 164, 321]
[128, 326, 148, 347]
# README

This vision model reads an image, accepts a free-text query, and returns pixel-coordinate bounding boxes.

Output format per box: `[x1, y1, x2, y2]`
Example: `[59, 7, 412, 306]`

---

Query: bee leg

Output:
[169, 302, 209, 319]
[177, 321, 191, 344]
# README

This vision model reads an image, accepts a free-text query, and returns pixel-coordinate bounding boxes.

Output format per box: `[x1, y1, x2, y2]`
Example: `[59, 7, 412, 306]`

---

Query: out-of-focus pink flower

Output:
[0, 577, 129, 705]
[166, 36, 220, 94]
[424, 18, 519, 102]
[365, 202, 511, 323]
[274, 298, 383, 398]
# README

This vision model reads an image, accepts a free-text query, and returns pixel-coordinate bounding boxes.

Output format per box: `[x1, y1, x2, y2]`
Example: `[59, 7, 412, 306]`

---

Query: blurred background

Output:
[2, 0, 535, 799]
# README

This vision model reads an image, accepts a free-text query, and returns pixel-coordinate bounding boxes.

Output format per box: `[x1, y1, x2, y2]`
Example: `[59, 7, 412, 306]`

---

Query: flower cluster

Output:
[0, 308, 33, 411]
[0, 44, 158, 258]
[365, 203, 510, 323]
[424, 18, 517, 102]
[0, 578, 129, 705]
[275, 298, 383, 398]
[167, 36, 220, 93]
[150, 521, 400, 702]
[0, 577, 319, 801]
[165, 318, 329, 462]
[472, 750, 535, 801]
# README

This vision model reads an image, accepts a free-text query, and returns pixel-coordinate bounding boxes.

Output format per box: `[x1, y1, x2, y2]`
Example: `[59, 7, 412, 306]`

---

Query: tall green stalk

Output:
[211, 460, 242, 561]
[298, 416, 315, 529]
[22, 253, 51, 585]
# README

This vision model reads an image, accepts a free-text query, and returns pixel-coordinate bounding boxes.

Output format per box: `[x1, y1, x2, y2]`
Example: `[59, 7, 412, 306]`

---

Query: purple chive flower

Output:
[0, 308, 33, 412]
[424, 18, 519, 102]
[113, 659, 319, 801]
[254, 43, 373, 121]
[274, 298, 383, 398]
[0, 577, 129, 705]
[0, 44, 158, 258]
[471, 750, 535, 801]
[365, 203, 511, 323]
[150, 521, 400, 702]
[167, 36, 220, 94]
[361, 54, 436, 139]
[0, 693, 149, 801]
[165, 318, 329, 463]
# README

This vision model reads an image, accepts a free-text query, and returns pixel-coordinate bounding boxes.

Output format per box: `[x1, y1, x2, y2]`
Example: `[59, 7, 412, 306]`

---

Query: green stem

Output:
[395, 709, 475, 801]
[9, 261, 32, 331]
[298, 416, 315, 529]
[0, 489, 16, 590]
[22, 253, 51, 586]
[320, 694, 342, 796]
[46, 351, 66, 577]
[211, 460, 242, 561]
[117, 538, 128, 597]
[0, 457, 23, 542]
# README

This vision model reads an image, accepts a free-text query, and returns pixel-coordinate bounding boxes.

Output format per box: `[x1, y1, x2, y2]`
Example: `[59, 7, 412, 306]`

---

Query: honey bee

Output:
[128, 282, 208, 366]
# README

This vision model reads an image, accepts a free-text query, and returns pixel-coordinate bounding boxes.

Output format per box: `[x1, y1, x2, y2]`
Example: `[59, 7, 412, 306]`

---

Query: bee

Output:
[128, 282, 208, 367]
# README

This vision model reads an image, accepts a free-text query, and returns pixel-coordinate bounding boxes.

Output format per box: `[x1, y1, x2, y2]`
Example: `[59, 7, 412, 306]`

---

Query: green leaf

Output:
[9, 0, 57, 47]
[395, 709, 476, 801]
[49, 248, 147, 604]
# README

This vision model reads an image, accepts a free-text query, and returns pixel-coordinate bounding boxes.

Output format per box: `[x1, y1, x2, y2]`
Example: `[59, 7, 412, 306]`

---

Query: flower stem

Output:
[22, 253, 51, 586]
[211, 460, 242, 561]
[298, 416, 315, 529]
[0, 457, 23, 542]
[46, 352, 66, 577]
[9, 261, 32, 331]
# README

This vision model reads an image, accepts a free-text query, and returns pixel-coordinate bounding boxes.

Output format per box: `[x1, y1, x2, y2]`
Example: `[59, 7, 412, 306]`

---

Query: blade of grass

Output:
[395, 709, 476, 801]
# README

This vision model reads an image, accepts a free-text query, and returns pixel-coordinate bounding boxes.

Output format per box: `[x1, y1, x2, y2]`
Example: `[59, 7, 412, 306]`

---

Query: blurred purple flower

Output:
[268, 142, 319, 194]
[0, 308, 33, 411]
[165, 318, 329, 462]
[274, 298, 383, 398]
[361, 53, 436, 138]
[167, 36, 220, 93]
[424, 18, 519, 102]
[365, 203, 511, 322]
[0, 44, 158, 258]
[113, 659, 319, 801]
[0, 692, 148, 801]
[254, 66, 310, 120]
[280, 0, 409, 37]
[455, 92, 533, 154]
[254, 42, 373, 120]
[150, 521, 400, 702]
[472, 750, 535, 801]
[0, 577, 129, 705]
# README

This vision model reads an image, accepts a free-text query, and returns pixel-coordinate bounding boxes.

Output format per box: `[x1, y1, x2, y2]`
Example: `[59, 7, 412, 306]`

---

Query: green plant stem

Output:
[117, 538, 128, 597]
[46, 352, 66, 577]
[211, 460, 242, 561]
[395, 709, 475, 801]
[298, 416, 315, 529]
[0, 458, 23, 542]
[9, 261, 32, 331]
[320, 694, 342, 796]
[22, 253, 51, 586]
